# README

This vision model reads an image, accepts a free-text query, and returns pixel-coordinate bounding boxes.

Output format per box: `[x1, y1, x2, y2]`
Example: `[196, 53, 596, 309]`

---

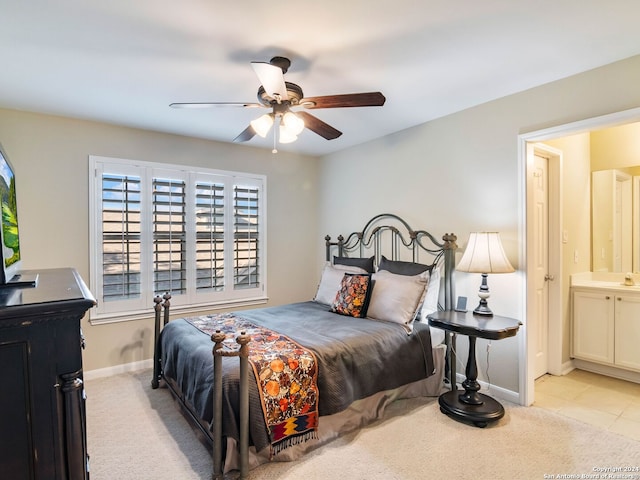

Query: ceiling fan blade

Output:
[233, 125, 256, 143]
[297, 111, 342, 140]
[169, 102, 262, 108]
[251, 62, 289, 101]
[233, 125, 256, 142]
[301, 92, 385, 109]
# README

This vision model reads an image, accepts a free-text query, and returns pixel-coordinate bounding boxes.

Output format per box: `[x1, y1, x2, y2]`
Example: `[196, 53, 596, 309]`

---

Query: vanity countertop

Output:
[571, 272, 640, 291]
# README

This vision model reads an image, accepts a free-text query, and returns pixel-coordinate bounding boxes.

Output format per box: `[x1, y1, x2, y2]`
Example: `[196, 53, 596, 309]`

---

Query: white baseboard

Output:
[455, 373, 520, 404]
[561, 360, 576, 376]
[572, 359, 640, 384]
[84, 359, 153, 381]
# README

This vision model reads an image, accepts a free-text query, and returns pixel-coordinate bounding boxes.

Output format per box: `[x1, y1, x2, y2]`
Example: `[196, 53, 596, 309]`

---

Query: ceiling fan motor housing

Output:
[257, 82, 304, 107]
[269, 56, 291, 73]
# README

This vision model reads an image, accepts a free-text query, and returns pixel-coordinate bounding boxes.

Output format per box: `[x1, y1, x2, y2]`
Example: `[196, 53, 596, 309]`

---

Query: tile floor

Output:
[534, 369, 640, 441]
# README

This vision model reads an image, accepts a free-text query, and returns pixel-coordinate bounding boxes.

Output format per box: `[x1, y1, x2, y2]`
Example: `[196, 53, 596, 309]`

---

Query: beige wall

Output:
[591, 122, 640, 171]
[0, 109, 320, 371]
[318, 54, 640, 393]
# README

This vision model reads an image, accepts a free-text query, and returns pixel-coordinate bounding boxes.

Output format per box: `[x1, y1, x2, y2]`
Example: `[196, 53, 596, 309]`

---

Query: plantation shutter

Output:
[101, 174, 142, 301]
[195, 181, 225, 292]
[152, 177, 186, 296]
[233, 184, 260, 289]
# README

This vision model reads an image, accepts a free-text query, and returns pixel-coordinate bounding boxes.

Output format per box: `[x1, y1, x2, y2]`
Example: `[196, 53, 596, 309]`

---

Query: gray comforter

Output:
[159, 301, 435, 454]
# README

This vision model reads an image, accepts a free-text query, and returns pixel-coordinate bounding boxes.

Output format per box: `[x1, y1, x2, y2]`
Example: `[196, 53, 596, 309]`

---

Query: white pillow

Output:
[314, 263, 368, 305]
[421, 259, 442, 320]
[366, 269, 429, 329]
[420, 260, 445, 344]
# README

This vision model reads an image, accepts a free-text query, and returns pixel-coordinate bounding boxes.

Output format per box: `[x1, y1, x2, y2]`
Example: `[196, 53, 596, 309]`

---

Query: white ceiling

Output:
[1, 1, 640, 157]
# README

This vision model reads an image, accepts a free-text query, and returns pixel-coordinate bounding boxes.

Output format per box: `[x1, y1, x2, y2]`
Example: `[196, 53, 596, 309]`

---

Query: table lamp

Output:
[457, 232, 514, 316]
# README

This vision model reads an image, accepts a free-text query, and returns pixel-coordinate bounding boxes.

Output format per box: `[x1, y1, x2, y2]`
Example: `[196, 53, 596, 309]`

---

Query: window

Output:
[89, 156, 266, 323]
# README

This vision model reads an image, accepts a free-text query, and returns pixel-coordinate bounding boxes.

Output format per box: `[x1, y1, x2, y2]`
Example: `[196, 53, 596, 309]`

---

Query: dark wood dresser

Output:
[0, 268, 96, 480]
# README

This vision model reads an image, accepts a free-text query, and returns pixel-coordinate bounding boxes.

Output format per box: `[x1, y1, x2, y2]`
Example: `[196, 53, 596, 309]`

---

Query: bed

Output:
[151, 213, 457, 479]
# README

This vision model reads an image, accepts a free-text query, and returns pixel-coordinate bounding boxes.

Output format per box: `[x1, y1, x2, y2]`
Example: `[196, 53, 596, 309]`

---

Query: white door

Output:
[532, 153, 549, 379]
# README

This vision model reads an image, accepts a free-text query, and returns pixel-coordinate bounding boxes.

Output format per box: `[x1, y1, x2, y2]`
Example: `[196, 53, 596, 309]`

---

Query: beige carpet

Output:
[86, 369, 640, 479]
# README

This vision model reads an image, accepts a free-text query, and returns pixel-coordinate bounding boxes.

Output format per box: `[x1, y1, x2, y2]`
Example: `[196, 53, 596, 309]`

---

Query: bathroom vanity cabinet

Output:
[572, 284, 640, 372]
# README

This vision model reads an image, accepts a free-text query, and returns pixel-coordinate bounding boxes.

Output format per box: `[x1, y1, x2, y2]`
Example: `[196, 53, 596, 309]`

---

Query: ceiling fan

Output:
[169, 56, 385, 148]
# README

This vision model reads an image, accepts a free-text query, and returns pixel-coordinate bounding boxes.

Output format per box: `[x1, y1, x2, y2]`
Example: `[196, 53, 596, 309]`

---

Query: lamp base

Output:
[474, 273, 493, 316]
[472, 303, 493, 316]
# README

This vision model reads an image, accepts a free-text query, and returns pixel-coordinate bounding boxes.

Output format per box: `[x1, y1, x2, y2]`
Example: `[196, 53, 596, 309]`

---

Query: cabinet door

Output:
[614, 295, 640, 370]
[572, 290, 614, 364]
[0, 341, 34, 479]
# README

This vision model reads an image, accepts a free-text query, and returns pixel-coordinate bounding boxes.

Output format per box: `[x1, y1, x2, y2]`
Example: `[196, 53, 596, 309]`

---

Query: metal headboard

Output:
[324, 213, 457, 311]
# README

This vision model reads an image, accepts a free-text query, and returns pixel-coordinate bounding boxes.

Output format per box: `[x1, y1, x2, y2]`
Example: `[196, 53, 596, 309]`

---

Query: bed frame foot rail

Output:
[212, 330, 251, 480]
[151, 292, 171, 389]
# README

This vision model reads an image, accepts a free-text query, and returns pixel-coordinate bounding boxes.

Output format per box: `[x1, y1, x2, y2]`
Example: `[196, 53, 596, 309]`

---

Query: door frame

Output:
[518, 106, 640, 406]
[527, 143, 563, 381]
[633, 176, 640, 274]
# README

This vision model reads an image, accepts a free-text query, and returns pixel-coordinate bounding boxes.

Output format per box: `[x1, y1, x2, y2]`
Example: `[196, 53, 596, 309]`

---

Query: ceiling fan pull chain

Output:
[272, 125, 278, 154]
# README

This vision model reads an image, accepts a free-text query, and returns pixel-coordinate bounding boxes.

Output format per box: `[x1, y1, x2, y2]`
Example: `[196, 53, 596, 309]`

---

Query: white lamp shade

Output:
[278, 124, 298, 143]
[457, 232, 515, 274]
[250, 114, 274, 138]
[282, 112, 305, 135]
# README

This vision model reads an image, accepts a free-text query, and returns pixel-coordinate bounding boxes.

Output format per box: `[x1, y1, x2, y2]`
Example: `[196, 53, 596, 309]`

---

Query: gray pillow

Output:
[367, 269, 429, 329]
[333, 255, 375, 273]
[378, 255, 432, 276]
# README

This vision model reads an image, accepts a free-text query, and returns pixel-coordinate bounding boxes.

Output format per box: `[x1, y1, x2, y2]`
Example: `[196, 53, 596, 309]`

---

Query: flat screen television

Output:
[0, 143, 36, 287]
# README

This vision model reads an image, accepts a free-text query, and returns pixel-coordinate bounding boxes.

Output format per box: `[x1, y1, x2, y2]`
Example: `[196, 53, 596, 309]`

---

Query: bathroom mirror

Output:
[591, 168, 637, 273]
[578, 123, 640, 274]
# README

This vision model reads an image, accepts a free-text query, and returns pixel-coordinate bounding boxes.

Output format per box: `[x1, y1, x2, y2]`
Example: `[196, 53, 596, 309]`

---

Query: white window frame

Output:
[89, 155, 267, 324]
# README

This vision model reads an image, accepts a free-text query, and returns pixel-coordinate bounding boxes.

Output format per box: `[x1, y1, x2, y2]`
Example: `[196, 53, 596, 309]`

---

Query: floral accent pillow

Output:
[331, 274, 372, 318]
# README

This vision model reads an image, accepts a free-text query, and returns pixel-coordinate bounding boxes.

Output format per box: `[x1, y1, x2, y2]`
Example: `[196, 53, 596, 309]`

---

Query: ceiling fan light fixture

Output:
[278, 123, 298, 144]
[250, 114, 274, 138]
[282, 112, 305, 135]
